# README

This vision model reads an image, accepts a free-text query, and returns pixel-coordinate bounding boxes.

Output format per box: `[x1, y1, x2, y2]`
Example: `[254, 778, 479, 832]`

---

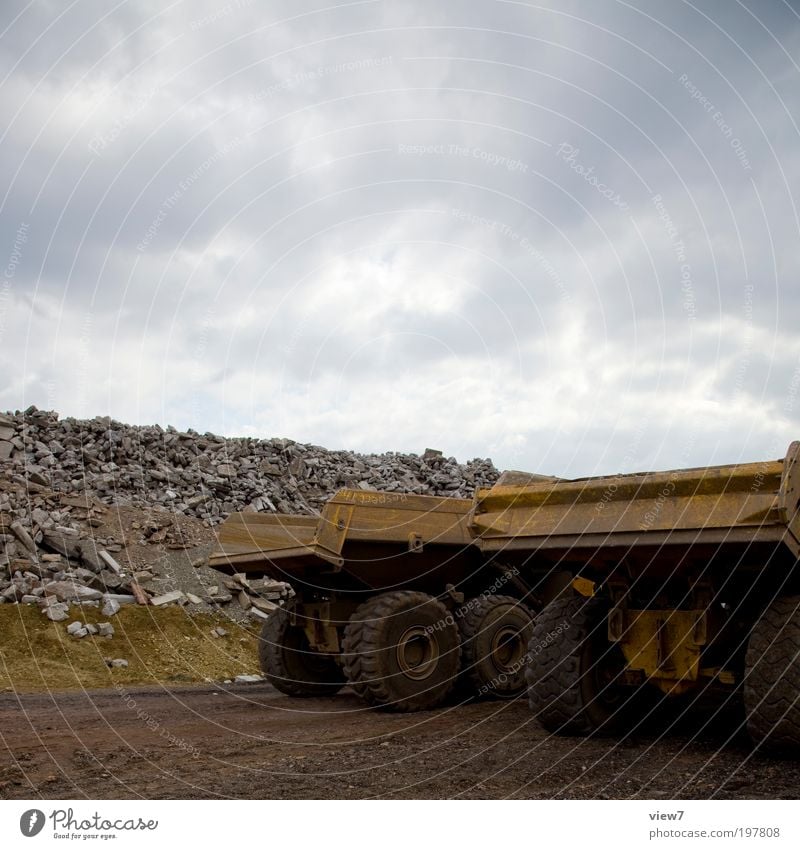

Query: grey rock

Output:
[149, 589, 185, 606]
[44, 581, 103, 602]
[98, 550, 123, 574]
[67, 620, 87, 636]
[42, 601, 70, 621]
[9, 522, 36, 555]
[101, 598, 121, 617]
[41, 530, 82, 559]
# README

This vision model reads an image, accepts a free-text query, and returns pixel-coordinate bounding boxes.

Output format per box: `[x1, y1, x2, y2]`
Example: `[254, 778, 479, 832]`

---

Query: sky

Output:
[1, 0, 799, 477]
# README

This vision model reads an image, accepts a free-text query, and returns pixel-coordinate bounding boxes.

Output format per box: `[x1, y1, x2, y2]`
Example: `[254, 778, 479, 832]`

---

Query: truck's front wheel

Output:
[744, 595, 800, 752]
[259, 606, 346, 697]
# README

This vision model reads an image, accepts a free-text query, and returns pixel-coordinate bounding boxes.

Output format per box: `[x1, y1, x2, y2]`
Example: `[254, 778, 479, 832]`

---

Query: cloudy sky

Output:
[1, 0, 799, 477]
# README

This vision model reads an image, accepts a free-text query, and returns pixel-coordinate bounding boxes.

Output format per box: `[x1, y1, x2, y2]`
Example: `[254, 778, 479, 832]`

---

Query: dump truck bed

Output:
[209, 489, 477, 591]
[471, 441, 800, 565]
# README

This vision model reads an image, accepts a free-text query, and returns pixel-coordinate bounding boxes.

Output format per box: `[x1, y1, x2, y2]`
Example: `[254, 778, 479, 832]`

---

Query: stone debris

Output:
[66, 620, 85, 636]
[234, 674, 263, 684]
[106, 658, 128, 668]
[42, 600, 70, 621]
[98, 550, 123, 574]
[0, 406, 498, 615]
[97, 622, 114, 637]
[150, 589, 185, 606]
[101, 598, 121, 617]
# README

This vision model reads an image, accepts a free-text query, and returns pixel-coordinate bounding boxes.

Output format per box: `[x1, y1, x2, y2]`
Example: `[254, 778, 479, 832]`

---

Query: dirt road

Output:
[1, 684, 797, 799]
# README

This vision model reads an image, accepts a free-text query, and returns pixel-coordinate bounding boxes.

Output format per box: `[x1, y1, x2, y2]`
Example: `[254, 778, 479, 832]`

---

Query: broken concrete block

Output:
[251, 597, 279, 614]
[149, 589, 185, 606]
[99, 550, 123, 575]
[10, 522, 36, 555]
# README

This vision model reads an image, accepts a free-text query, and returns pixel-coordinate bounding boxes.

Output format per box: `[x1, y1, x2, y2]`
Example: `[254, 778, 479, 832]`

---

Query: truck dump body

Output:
[471, 442, 800, 573]
[209, 488, 479, 595]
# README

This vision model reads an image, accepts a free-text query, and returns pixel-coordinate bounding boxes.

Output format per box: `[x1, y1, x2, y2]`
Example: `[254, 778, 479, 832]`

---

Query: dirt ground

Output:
[1, 682, 798, 800]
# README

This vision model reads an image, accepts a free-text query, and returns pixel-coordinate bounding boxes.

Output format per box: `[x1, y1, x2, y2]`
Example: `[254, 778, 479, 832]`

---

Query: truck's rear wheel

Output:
[342, 591, 461, 711]
[458, 595, 534, 698]
[526, 593, 628, 735]
[259, 606, 346, 697]
[744, 595, 800, 752]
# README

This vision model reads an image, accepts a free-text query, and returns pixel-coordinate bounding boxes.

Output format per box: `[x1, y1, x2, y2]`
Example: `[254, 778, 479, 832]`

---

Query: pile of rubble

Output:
[0, 407, 498, 523]
[0, 407, 498, 623]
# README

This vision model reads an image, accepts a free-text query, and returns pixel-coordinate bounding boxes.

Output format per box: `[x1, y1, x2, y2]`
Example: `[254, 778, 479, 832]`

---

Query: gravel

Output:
[1, 406, 498, 617]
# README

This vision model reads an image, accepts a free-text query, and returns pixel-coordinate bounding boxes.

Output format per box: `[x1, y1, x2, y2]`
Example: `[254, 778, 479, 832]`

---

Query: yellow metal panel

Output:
[611, 608, 706, 696]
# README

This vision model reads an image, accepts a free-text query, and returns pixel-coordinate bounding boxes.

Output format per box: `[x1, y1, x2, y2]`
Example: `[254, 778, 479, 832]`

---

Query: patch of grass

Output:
[0, 604, 262, 692]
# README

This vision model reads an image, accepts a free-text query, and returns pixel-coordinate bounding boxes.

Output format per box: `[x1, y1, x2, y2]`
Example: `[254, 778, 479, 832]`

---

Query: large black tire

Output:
[526, 593, 629, 735]
[458, 595, 534, 698]
[744, 595, 800, 752]
[259, 606, 346, 697]
[342, 591, 461, 712]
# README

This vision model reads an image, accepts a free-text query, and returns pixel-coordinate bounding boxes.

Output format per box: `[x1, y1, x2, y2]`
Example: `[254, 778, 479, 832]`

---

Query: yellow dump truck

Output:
[210, 443, 800, 750]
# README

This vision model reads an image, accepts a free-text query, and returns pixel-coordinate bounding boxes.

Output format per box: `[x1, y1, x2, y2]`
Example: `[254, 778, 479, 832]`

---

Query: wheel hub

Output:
[396, 626, 439, 680]
[491, 625, 525, 672]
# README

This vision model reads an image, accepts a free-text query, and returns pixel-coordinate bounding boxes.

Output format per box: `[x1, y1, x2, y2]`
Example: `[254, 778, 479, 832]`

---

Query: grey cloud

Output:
[1, 0, 799, 474]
